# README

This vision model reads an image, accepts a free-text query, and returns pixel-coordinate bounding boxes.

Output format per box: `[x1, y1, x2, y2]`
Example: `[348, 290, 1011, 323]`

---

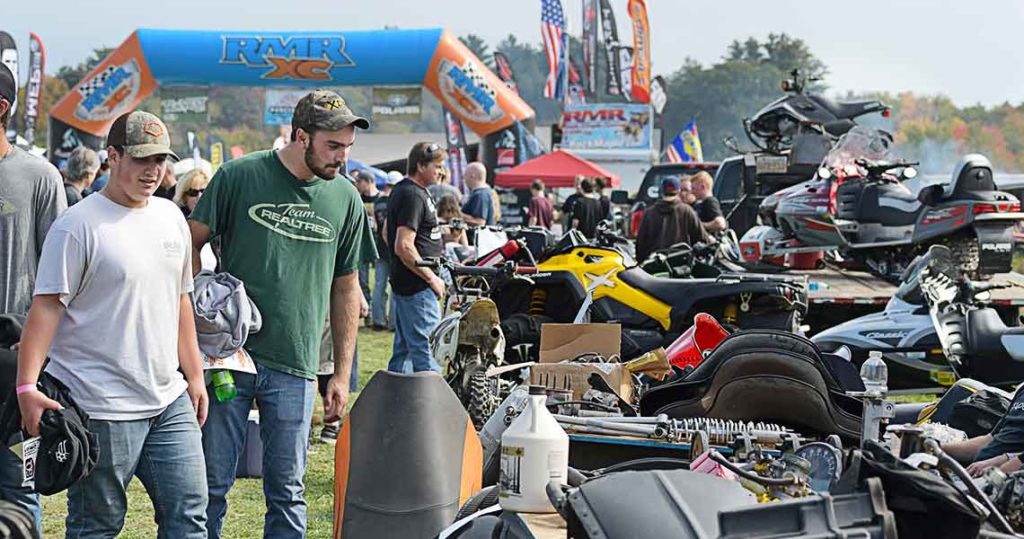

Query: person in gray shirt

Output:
[63, 146, 100, 206]
[0, 61, 64, 537]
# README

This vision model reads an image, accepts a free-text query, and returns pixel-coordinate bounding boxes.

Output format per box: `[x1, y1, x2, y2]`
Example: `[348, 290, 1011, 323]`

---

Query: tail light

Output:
[974, 203, 1021, 215]
[881, 108, 892, 118]
[629, 207, 645, 238]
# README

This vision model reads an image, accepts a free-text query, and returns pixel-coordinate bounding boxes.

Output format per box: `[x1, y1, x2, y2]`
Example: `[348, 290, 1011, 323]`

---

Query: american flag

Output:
[541, 0, 566, 100]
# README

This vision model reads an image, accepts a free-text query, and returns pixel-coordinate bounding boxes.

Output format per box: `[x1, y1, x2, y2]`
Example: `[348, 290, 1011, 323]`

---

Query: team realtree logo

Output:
[221, 36, 356, 80]
[248, 203, 337, 242]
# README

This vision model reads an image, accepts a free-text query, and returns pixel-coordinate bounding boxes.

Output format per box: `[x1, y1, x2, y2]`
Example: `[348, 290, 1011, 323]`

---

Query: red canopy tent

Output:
[494, 150, 621, 189]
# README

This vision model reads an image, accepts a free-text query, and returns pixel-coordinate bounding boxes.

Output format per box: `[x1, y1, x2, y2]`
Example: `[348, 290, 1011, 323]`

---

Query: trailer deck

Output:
[795, 267, 1024, 306]
[788, 266, 1024, 335]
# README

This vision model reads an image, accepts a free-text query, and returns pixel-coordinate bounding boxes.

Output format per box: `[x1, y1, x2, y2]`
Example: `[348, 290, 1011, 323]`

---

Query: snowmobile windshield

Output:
[823, 127, 894, 171]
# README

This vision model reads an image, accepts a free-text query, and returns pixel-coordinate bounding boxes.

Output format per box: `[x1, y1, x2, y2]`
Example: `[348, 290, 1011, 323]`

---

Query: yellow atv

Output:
[493, 228, 807, 361]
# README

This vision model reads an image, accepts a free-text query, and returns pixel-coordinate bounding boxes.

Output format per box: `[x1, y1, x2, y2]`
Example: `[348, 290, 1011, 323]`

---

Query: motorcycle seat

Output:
[618, 267, 714, 306]
[809, 95, 880, 121]
[640, 330, 863, 442]
[966, 307, 1024, 360]
[858, 182, 921, 226]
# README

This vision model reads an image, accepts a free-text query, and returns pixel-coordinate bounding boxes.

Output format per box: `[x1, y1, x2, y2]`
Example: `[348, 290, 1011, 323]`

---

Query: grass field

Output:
[40, 327, 394, 539]
[34, 278, 963, 537]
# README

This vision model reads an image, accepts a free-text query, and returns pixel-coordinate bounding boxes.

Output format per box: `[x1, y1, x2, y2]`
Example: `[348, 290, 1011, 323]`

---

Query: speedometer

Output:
[795, 442, 843, 493]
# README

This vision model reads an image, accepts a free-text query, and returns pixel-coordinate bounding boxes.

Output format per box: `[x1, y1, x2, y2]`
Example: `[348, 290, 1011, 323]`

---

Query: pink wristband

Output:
[15, 383, 37, 395]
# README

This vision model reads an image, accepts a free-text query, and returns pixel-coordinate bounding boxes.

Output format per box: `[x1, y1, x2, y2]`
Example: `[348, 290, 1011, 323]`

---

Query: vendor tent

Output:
[494, 149, 621, 189]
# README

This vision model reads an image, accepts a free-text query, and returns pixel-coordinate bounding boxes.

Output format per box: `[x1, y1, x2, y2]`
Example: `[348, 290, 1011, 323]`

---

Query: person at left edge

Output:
[0, 61, 64, 537]
[17, 110, 209, 538]
[189, 90, 376, 539]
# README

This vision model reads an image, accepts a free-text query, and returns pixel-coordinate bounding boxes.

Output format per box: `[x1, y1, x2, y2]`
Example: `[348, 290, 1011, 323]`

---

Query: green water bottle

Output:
[210, 370, 237, 402]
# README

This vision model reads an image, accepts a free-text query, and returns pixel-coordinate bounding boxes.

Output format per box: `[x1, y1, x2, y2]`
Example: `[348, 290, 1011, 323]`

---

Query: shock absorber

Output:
[530, 288, 548, 316]
[723, 302, 738, 325]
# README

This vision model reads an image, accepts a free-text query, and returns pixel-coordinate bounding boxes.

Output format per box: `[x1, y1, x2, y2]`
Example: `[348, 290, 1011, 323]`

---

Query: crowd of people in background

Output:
[0, 49, 730, 537]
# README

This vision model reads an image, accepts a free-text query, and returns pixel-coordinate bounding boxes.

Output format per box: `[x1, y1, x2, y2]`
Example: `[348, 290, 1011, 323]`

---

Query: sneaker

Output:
[319, 423, 340, 444]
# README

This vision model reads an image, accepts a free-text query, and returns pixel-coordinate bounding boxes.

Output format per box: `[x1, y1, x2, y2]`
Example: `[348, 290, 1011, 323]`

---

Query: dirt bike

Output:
[422, 258, 536, 429]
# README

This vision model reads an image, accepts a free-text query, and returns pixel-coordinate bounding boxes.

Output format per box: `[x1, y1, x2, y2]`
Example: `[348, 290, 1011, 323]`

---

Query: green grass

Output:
[40, 327, 394, 539]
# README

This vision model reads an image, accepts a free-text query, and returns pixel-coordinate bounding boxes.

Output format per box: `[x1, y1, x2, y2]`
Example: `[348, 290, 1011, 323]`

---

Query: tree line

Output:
[12, 34, 1024, 173]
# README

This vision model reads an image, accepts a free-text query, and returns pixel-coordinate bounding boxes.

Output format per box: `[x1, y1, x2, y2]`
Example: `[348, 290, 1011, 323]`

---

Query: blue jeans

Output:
[358, 262, 372, 311]
[371, 258, 391, 328]
[66, 392, 207, 539]
[0, 443, 42, 537]
[203, 363, 315, 539]
[389, 287, 441, 373]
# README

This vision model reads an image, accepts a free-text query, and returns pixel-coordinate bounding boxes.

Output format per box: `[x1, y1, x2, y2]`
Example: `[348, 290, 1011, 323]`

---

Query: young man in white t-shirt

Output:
[16, 110, 209, 538]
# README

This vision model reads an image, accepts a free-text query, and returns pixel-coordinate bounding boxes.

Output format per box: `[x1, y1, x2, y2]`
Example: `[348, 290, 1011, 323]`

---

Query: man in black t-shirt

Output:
[561, 175, 584, 229]
[691, 171, 727, 233]
[571, 178, 605, 239]
[386, 142, 445, 373]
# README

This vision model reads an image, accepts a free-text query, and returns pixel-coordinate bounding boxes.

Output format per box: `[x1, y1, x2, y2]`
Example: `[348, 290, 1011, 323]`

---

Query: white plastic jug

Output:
[498, 386, 569, 513]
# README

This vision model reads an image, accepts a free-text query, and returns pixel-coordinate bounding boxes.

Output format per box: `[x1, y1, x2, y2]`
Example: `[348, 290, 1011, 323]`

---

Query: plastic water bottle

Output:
[210, 370, 237, 402]
[860, 351, 888, 395]
[499, 386, 568, 513]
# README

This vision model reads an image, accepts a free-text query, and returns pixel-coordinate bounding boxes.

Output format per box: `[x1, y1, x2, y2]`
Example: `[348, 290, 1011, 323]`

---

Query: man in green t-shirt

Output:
[188, 90, 376, 539]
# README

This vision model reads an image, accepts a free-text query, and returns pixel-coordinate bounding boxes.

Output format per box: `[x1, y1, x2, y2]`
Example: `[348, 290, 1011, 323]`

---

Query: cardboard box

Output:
[529, 323, 633, 402]
[538, 323, 621, 364]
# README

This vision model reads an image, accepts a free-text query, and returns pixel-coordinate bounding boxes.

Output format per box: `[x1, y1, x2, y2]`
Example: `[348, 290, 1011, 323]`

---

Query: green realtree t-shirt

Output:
[189, 150, 377, 379]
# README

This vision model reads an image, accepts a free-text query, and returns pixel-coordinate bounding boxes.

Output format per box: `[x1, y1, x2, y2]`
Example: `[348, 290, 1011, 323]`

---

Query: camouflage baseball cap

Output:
[292, 90, 370, 133]
[106, 111, 179, 160]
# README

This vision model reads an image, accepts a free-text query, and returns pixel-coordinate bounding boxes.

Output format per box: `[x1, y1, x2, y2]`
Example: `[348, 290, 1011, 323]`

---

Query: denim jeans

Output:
[358, 261, 372, 311]
[371, 258, 391, 328]
[66, 392, 208, 539]
[0, 444, 42, 537]
[388, 287, 441, 373]
[203, 362, 315, 539]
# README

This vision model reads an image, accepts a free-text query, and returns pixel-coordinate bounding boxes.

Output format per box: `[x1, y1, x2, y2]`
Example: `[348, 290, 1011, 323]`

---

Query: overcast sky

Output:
[4, 0, 1023, 107]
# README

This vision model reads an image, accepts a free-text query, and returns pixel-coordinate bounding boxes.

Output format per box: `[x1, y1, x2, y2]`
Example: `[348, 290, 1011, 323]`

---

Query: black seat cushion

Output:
[640, 330, 863, 441]
[809, 95, 880, 120]
[855, 182, 921, 227]
[966, 308, 1024, 358]
[954, 165, 996, 194]
[618, 268, 710, 307]
[334, 371, 481, 538]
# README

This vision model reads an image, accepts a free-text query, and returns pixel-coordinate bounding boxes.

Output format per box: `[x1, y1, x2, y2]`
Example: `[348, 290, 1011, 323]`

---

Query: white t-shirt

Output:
[35, 193, 193, 421]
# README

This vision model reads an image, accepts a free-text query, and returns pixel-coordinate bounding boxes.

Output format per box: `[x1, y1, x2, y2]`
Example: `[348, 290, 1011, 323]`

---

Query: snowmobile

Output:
[745, 69, 890, 155]
[740, 127, 1023, 282]
[813, 245, 1024, 390]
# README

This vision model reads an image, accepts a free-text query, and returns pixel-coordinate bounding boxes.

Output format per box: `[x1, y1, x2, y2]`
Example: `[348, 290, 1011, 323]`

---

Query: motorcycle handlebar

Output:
[968, 281, 1013, 295]
[416, 258, 534, 278]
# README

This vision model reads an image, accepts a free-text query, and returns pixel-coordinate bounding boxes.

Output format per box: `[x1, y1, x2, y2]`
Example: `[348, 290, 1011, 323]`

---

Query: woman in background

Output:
[437, 194, 472, 261]
[176, 169, 218, 270]
[174, 168, 212, 218]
